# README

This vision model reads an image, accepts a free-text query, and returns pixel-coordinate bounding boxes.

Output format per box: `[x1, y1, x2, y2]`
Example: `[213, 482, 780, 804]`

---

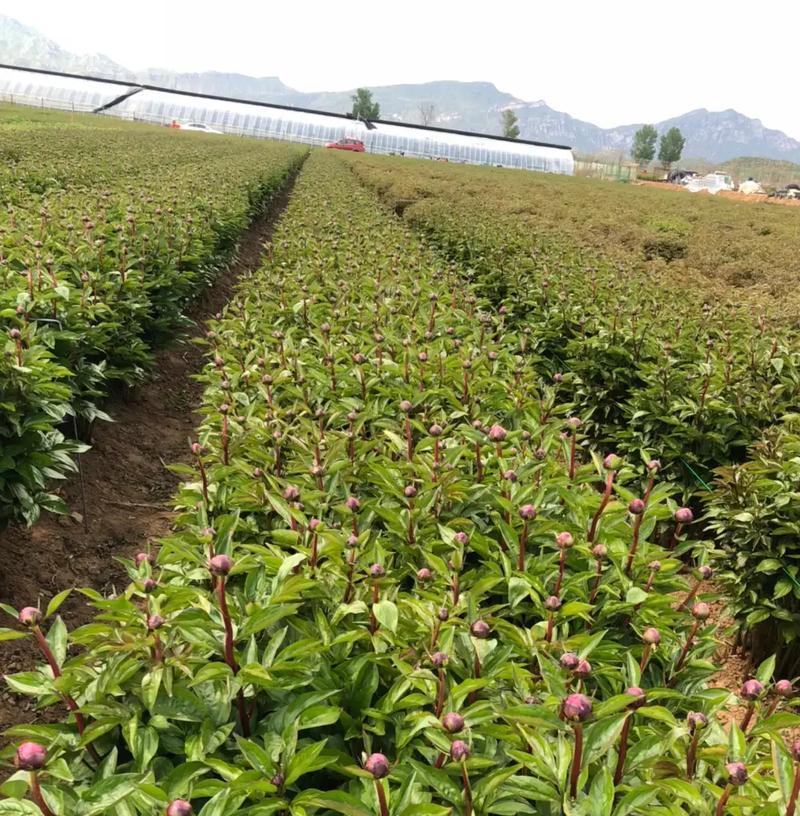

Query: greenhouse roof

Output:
[0, 63, 572, 151]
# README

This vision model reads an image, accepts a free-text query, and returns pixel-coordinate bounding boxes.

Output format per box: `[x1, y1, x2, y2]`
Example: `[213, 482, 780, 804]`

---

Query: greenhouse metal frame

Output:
[0, 64, 574, 174]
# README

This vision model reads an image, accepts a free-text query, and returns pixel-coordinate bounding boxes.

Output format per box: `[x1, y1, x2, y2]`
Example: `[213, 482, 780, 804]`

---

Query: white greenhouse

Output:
[0, 64, 574, 175]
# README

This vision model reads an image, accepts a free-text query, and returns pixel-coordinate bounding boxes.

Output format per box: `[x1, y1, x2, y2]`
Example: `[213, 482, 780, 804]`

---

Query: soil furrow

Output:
[0, 166, 302, 736]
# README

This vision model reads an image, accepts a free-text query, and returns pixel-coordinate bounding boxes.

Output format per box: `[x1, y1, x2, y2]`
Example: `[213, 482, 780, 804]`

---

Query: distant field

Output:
[351, 154, 800, 323]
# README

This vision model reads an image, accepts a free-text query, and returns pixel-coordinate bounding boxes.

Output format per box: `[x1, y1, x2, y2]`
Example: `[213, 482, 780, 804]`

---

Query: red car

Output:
[326, 138, 366, 152]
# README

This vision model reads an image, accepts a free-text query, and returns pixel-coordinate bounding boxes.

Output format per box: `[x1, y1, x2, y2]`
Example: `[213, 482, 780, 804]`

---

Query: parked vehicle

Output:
[325, 138, 365, 153]
[666, 169, 697, 184]
[178, 122, 223, 134]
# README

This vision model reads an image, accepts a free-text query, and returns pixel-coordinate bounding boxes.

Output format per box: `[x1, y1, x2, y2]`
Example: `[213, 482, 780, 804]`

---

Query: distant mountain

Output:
[3, 14, 800, 164]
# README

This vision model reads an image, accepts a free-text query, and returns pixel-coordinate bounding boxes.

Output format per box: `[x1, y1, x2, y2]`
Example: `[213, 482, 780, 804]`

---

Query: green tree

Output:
[501, 109, 520, 139]
[351, 88, 380, 121]
[631, 124, 658, 168]
[658, 127, 686, 173]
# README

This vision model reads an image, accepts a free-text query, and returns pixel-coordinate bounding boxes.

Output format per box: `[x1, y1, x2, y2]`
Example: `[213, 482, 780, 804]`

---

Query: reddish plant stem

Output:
[375, 780, 390, 816]
[461, 762, 473, 816]
[518, 520, 528, 571]
[29, 773, 55, 816]
[568, 432, 577, 480]
[676, 580, 701, 612]
[715, 785, 731, 816]
[740, 701, 756, 732]
[196, 458, 209, 505]
[673, 621, 700, 676]
[216, 577, 250, 737]
[451, 573, 460, 606]
[434, 751, 446, 769]
[33, 627, 99, 762]
[587, 471, 615, 543]
[221, 416, 229, 465]
[668, 522, 684, 551]
[369, 584, 379, 633]
[686, 729, 701, 778]
[589, 561, 603, 604]
[405, 418, 414, 461]
[787, 764, 800, 816]
[624, 515, 644, 577]
[474, 441, 483, 482]
[643, 474, 656, 505]
[569, 724, 584, 799]
[310, 530, 319, 568]
[545, 613, 555, 643]
[613, 713, 633, 785]
[555, 549, 567, 595]
[639, 643, 652, 673]
[435, 668, 446, 717]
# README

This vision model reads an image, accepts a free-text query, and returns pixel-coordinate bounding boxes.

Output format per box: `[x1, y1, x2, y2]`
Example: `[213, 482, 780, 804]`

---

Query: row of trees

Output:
[631, 124, 686, 172]
[352, 88, 684, 172]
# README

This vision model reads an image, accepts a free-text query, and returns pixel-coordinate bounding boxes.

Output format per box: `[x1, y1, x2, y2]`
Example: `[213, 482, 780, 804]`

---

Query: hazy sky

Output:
[2, 0, 797, 135]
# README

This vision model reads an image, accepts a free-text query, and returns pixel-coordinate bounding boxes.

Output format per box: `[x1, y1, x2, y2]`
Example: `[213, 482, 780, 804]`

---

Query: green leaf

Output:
[45, 589, 72, 619]
[292, 790, 373, 816]
[373, 600, 398, 633]
[587, 766, 614, 816]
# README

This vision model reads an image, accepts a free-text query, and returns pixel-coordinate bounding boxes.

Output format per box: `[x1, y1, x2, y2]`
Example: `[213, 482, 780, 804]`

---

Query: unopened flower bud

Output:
[364, 752, 390, 779]
[692, 602, 710, 621]
[556, 532, 574, 549]
[519, 504, 536, 520]
[442, 712, 465, 733]
[776, 679, 794, 697]
[643, 627, 661, 645]
[429, 424, 443, 437]
[283, 486, 300, 501]
[628, 499, 645, 515]
[687, 711, 708, 730]
[603, 454, 622, 471]
[573, 658, 592, 679]
[740, 679, 764, 701]
[14, 742, 46, 771]
[544, 595, 562, 612]
[698, 565, 713, 580]
[563, 693, 592, 722]
[559, 652, 580, 671]
[147, 614, 165, 630]
[470, 620, 491, 638]
[370, 563, 385, 579]
[431, 651, 449, 668]
[404, 485, 417, 498]
[166, 801, 193, 816]
[345, 496, 360, 512]
[208, 554, 233, 576]
[451, 740, 470, 761]
[726, 762, 748, 786]
[674, 507, 694, 524]
[592, 543, 607, 559]
[453, 531, 469, 546]
[487, 424, 507, 442]
[18, 607, 41, 627]
[417, 568, 432, 582]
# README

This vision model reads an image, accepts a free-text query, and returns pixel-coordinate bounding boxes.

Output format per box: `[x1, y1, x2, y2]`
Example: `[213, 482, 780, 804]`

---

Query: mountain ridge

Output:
[2, 14, 799, 164]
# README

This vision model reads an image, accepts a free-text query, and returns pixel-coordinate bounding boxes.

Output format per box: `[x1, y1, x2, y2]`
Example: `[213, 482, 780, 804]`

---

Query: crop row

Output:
[2, 152, 797, 815]
[347, 155, 800, 658]
[0, 114, 307, 525]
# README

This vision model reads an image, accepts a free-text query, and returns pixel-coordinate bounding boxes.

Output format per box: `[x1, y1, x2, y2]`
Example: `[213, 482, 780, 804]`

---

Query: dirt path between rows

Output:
[0, 172, 300, 738]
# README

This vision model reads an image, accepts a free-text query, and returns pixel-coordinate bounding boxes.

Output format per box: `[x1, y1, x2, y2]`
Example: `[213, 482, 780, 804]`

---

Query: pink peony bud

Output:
[647, 459, 661, 472]
[603, 454, 622, 471]
[592, 543, 608, 559]
[431, 651, 449, 668]
[147, 614, 165, 630]
[519, 504, 536, 520]
[643, 627, 661, 645]
[556, 532, 574, 549]
[416, 568, 432, 582]
[687, 711, 708, 730]
[346, 534, 358, 548]
[573, 658, 592, 679]
[190, 442, 203, 456]
[740, 679, 764, 701]
[400, 400, 413, 414]
[628, 498, 645, 515]
[674, 507, 694, 524]
[345, 496, 360, 512]
[692, 602, 711, 621]
[563, 693, 593, 722]
[566, 417, 582, 429]
[437, 607, 449, 622]
[18, 607, 41, 627]
[364, 752, 390, 779]
[404, 485, 417, 498]
[283, 486, 300, 501]
[776, 679, 794, 697]
[166, 801, 194, 816]
[429, 424, 443, 437]
[648, 560, 661, 572]
[14, 742, 46, 771]
[559, 652, 580, 671]
[135, 552, 154, 566]
[453, 531, 469, 546]
[553, 373, 563, 383]
[442, 712, 465, 733]
[470, 620, 491, 638]
[451, 740, 471, 761]
[626, 686, 646, 708]
[208, 554, 233, 576]
[487, 424, 507, 442]
[502, 469, 518, 482]
[698, 565, 713, 580]
[544, 595, 562, 612]
[142, 578, 158, 594]
[726, 762, 748, 786]
[369, 564, 385, 579]
[308, 518, 322, 530]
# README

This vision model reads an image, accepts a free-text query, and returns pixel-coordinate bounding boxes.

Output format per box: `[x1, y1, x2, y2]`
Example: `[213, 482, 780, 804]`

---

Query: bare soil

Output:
[0, 178, 297, 739]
